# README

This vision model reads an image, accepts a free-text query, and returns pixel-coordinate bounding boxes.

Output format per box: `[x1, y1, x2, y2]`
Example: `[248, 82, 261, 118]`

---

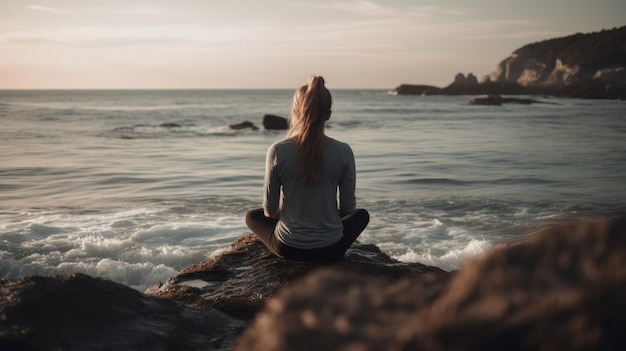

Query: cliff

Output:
[394, 26, 626, 99]
[489, 26, 626, 87]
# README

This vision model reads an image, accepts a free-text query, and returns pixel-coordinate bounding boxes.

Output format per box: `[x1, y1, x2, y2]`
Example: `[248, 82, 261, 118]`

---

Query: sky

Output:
[1, 0, 624, 89]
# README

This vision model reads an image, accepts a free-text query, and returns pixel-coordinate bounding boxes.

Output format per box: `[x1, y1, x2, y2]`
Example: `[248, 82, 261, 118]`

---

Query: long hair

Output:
[287, 76, 332, 184]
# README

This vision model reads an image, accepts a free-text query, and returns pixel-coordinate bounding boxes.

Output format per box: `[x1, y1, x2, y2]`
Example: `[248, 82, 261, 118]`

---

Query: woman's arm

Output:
[263, 144, 282, 218]
[338, 145, 357, 217]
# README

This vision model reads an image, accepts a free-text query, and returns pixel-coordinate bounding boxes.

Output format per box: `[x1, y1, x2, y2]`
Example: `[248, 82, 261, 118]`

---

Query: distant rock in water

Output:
[391, 84, 441, 95]
[468, 95, 546, 105]
[236, 216, 626, 351]
[263, 114, 289, 130]
[230, 121, 259, 130]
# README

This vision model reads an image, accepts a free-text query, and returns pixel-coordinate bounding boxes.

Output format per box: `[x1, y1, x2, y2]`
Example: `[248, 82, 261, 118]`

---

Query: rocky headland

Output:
[393, 26, 626, 99]
[2, 216, 626, 350]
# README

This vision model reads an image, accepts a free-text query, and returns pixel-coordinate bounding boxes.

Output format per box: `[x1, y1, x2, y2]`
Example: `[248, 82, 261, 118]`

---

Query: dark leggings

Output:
[245, 208, 369, 261]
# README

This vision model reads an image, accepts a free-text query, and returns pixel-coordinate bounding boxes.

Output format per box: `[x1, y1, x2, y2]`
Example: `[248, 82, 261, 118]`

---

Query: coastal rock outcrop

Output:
[236, 216, 626, 351]
[489, 26, 626, 88]
[394, 26, 626, 99]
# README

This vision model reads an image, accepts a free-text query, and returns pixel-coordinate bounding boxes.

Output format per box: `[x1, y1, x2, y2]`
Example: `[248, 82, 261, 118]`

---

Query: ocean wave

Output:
[393, 239, 495, 271]
[103, 124, 232, 139]
[394, 177, 561, 186]
[0, 204, 249, 291]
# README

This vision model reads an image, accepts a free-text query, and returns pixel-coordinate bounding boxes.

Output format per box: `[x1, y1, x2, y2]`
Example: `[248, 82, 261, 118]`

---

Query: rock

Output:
[235, 217, 626, 351]
[146, 234, 443, 320]
[230, 121, 259, 130]
[488, 26, 626, 91]
[453, 73, 479, 86]
[468, 95, 547, 105]
[0, 273, 245, 351]
[395, 26, 626, 99]
[262, 114, 289, 130]
[391, 84, 441, 95]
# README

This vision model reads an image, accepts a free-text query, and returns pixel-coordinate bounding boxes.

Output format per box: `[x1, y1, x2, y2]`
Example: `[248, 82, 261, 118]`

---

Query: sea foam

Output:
[394, 239, 495, 271]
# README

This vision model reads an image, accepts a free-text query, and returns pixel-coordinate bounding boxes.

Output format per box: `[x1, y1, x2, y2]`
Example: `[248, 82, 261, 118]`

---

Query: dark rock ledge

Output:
[145, 234, 444, 319]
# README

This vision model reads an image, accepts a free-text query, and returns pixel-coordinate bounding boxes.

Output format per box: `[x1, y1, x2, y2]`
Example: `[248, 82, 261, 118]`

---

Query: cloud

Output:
[326, 0, 392, 16]
[26, 4, 181, 16]
[27, 5, 73, 14]
[292, 1, 461, 18]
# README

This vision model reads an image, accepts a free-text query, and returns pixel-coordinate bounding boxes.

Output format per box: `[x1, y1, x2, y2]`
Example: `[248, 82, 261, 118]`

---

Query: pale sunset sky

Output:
[1, 0, 624, 89]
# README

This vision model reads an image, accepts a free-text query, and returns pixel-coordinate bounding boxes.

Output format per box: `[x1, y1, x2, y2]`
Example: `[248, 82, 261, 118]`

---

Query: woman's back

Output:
[266, 138, 356, 249]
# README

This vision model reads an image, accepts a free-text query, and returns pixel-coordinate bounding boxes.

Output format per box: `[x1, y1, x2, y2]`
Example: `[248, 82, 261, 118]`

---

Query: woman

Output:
[245, 76, 369, 261]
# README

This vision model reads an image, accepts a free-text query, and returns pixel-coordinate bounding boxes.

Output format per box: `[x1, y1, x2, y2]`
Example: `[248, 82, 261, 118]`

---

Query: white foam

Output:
[179, 279, 212, 289]
[0, 207, 246, 291]
[394, 239, 495, 271]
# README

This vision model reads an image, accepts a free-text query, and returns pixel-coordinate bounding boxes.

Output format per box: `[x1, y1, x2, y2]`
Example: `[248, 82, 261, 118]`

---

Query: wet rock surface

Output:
[0, 273, 245, 351]
[145, 234, 444, 319]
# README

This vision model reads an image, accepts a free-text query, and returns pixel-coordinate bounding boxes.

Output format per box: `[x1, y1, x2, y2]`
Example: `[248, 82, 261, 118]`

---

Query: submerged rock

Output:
[145, 234, 443, 319]
[468, 95, 547, 105]
[0, 273, 245, 351]
[230, 121, 259, 130]
[391, 84, 441, 95]
[236, 217, 626, 351]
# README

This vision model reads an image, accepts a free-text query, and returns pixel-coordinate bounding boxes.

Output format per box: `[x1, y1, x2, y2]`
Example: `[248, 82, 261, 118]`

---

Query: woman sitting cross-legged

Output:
[245, 75, 369, 261]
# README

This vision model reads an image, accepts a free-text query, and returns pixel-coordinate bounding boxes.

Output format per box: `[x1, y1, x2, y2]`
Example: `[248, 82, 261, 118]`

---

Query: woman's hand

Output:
[268, 210, 281, 219]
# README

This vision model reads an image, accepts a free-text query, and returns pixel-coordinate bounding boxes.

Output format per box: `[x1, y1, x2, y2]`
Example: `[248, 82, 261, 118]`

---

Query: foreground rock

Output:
[0, 273, 245, 351]
[236, 217, 626, 351]
[145, 234, 443, 319]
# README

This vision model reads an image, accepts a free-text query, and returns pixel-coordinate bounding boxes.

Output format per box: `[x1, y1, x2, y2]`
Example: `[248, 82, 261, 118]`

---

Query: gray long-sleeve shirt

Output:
[264, 138, 356, 249]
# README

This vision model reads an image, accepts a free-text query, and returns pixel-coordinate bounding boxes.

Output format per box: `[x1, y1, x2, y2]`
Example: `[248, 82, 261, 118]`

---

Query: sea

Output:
[1, 89, 625, 292]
